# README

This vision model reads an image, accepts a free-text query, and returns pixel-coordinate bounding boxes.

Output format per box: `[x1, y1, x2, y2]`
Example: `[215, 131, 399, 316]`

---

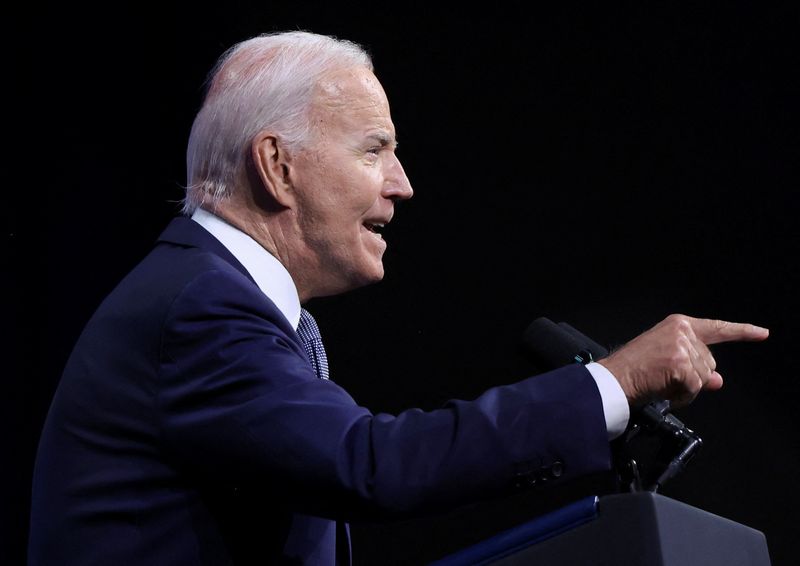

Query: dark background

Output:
[8, 2, 798, 564]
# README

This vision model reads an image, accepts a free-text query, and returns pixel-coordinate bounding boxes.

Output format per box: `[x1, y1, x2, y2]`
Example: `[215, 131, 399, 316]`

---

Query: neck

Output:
[201, 199, 318, 303]
[202, 199, 276, 252]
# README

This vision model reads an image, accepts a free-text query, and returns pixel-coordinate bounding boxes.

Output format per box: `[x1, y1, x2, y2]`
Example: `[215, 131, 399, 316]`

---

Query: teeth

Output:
[364, 222, 386, 233]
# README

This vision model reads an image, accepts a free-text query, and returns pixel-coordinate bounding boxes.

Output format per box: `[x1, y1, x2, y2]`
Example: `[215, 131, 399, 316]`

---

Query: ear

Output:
[251, 131, 296, 208]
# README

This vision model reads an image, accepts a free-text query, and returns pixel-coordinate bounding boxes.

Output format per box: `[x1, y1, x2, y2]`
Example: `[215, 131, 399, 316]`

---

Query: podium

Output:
[432, 492, 771, 565]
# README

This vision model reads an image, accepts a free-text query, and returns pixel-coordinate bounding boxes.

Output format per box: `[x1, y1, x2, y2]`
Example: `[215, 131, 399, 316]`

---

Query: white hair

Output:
[183, 31, 373, 214]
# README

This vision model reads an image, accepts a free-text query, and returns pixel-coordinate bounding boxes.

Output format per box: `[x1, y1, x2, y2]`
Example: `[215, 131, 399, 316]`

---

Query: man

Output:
[29, 31, 768, 565]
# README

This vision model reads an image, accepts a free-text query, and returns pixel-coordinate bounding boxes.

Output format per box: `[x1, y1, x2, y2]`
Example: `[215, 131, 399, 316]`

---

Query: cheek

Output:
[326, 186, 381, 230]
[296, 162, 381, 232]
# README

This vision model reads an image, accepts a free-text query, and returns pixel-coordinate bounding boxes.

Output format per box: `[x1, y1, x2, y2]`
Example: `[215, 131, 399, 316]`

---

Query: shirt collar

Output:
[190, 208, 301, 329]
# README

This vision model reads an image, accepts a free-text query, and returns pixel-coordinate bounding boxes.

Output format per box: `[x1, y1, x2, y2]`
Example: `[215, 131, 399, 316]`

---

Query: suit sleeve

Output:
[157, 267, 611, 518]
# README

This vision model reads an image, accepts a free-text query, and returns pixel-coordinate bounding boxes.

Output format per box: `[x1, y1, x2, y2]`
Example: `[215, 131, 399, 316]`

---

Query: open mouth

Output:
[363, 222, 386, 237]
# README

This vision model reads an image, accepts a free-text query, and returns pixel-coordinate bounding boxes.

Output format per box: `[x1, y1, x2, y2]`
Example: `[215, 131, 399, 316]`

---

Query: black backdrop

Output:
[8, 2, 799, 564]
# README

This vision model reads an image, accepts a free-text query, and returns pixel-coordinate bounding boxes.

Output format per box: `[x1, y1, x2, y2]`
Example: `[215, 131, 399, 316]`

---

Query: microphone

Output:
[521, 317, 609, 366]
[520, 317, 703, 492]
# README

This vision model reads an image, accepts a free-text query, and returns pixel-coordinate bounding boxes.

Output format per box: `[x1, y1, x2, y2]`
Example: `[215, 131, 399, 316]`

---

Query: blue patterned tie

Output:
[296, 308, 329, 380]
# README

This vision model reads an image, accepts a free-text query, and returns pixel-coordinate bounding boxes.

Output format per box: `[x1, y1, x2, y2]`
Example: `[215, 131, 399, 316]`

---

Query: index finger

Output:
[691, 317, 770, 345]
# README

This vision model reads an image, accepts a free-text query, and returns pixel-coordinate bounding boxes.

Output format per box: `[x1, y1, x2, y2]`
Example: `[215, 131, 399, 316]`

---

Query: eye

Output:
[363, 147, 382, 164]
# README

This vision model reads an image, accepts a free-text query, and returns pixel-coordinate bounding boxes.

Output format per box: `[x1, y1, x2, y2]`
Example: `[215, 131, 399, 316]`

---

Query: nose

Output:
[382, 152, 414, 201]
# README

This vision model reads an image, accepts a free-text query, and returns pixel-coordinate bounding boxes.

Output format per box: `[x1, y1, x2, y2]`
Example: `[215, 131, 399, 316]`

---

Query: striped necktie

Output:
[296, 308, 329, 380]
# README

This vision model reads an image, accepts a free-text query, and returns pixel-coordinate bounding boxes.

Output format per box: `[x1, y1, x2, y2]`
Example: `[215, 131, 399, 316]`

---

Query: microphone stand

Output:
[617, 400, 703, 493]
[522, 318, 704, 493]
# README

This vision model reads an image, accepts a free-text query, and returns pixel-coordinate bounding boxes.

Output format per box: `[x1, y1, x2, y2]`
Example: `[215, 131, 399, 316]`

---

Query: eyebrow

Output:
[366, 132, 398, 148]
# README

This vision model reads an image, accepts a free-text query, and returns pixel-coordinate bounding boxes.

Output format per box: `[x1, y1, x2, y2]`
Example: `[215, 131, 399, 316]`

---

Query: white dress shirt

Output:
[192, 208, 302, 330]
[190, 209, 629, 438]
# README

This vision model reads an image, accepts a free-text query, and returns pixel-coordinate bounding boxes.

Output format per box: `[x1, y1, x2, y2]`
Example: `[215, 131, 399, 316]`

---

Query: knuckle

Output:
[666, 313, 684, 323]
[681, 375, 701, 397]
[675, 317, 692, 334]
[665, 314, 691, 335]
[668, 352, 684, 368]
[669, 343, 690, 366]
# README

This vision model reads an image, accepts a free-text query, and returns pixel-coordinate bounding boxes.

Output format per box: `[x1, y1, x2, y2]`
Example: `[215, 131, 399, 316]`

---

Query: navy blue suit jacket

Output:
[29, 217, 612, 565]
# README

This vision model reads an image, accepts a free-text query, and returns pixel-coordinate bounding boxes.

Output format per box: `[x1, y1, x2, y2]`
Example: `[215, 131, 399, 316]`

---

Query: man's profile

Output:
[28, 31, 767, 565]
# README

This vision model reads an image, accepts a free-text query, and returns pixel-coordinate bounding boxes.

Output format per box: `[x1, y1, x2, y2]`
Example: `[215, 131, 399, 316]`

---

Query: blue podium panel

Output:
[430, 496, 599, 566]
[433, 493, 771, 566]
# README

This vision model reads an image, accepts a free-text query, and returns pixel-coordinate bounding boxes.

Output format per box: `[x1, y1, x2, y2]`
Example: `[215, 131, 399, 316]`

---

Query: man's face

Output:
[289, 66, 413, 298]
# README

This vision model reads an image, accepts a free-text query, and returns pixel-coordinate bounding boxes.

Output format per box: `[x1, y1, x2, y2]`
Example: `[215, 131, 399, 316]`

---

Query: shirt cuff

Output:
[586, 362, 630, 439]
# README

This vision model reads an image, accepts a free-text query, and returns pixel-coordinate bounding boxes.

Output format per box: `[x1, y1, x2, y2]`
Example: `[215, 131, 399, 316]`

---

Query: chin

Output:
[351, 261, 385, 289]
[318, 264, 384, 298]
[358, 266, 385, 287]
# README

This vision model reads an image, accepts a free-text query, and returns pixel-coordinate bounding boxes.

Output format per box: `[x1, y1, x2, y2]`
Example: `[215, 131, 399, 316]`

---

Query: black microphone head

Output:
[557, 322, 609, 359]
[521, 317, 585, 369]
